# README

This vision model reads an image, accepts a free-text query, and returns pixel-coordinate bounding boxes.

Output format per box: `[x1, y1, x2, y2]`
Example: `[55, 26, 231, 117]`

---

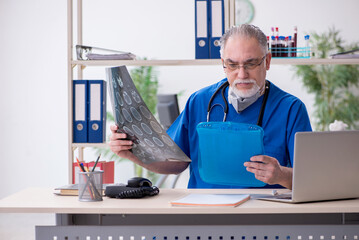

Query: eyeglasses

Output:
[223, 55, 266, 72]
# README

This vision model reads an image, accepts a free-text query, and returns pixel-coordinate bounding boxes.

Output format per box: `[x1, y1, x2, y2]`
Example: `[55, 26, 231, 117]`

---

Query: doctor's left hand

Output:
[244, 155, 293, 189]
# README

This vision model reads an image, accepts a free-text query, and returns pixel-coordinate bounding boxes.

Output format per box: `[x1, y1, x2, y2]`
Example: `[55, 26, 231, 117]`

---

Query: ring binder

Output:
[73, 80, 107, 143]
[73, 80, 88, 143]
[88, 80, 107, 143]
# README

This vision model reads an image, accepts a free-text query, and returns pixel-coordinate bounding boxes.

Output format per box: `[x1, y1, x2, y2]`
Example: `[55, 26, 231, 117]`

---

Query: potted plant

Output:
[293, 27, 359, 131]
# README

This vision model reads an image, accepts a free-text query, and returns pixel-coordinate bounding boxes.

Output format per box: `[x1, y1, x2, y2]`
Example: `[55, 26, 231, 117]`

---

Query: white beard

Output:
[231, 79, 260, 98]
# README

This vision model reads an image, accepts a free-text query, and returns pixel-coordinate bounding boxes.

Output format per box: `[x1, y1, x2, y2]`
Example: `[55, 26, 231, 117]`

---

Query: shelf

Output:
[271, 58, 359, 65]
[67, 0, 359, 184]
[72, 59, 221, 66]
[72, 58, 359, 67]
[72, 143, 107, 149]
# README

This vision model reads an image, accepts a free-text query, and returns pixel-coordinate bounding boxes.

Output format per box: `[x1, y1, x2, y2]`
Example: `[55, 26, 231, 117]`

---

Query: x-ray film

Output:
[106, 66, 191, 164]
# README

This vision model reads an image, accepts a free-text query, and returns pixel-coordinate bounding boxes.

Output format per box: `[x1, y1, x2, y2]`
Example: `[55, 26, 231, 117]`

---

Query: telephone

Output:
[105, 177, 159, 199]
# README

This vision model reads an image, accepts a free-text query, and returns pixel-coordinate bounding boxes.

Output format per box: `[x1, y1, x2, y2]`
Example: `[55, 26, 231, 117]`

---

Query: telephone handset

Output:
[105, 177, 159, 199]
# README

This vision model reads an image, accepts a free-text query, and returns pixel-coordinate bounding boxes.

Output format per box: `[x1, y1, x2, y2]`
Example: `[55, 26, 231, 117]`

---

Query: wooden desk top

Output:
[0, 188, 358, 214]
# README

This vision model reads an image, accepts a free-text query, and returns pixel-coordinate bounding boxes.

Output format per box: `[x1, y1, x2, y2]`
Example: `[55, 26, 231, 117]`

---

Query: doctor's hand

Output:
[109, 125, 135, 160]
[109, 125, 189, 175]
[244, 155, 293, 190]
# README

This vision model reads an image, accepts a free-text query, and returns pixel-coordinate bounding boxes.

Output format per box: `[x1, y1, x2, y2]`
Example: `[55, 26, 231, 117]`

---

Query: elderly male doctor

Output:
[109, 24, 312, 189]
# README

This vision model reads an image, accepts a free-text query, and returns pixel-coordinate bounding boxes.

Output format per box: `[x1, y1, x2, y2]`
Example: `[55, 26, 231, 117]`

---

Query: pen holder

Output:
[78, 171, 103, 202]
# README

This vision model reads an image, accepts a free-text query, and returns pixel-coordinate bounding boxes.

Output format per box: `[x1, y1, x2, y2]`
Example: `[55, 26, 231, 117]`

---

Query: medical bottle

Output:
[270, 27, 275, 48]
[277, 36, 281, 57]
[271, 36, 277, 57]
[305, 35, 310, 57]
[278, 36, 283, 57]
[279, 36, 285, 57]
[288, 36, 293, 57]
[293, 26, 297, 57]
[270, 27, 275, 55]
[277, 36, 282, 57]
[283, 36, 289, 57]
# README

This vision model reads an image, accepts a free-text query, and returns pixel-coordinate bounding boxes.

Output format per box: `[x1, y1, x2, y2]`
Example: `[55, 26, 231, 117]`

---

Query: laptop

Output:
[258, 131, 359, 203]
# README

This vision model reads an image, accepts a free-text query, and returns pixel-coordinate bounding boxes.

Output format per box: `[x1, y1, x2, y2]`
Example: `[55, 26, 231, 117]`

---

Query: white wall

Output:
[0, 0, 358, 198]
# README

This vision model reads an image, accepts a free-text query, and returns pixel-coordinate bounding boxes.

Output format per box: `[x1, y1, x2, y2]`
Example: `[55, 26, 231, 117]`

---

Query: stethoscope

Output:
[206, 80, 270, 127]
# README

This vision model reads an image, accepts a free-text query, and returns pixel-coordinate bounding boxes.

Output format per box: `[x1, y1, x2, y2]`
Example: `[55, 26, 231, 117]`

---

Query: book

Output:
[170, 194, 250, 207]
[54, 184, 110, 196]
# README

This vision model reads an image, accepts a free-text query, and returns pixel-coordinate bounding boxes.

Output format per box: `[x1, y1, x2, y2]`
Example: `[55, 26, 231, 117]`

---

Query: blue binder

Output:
[209, 0, 224, 59]
[196, 122, 266, 187]
[88, 80, 107, 143]
[195, 0, 210, 59]
[195, 0, 224, 59]
[73, 80, 88, 143]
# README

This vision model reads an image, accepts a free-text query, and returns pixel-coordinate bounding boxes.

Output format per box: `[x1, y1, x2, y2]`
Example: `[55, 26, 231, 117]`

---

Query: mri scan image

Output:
[106, 66, 191, 164]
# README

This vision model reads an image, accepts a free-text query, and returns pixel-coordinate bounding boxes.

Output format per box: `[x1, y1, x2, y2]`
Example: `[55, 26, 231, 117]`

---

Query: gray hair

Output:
[219, 24, 268, 57]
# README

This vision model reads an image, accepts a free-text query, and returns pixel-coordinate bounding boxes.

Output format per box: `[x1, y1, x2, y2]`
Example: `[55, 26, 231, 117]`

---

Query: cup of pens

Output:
[78, 170, 104, 202]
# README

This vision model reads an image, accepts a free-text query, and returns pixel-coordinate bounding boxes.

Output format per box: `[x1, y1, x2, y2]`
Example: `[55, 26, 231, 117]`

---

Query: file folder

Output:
[209, 0, 224, 59]
[73, 80, 88, 143]
[195, 0, 210, 59]
[229, 0, 235, 28]
[223, 0, 235, 31]
[197, 122, 266, 187]
[88, 80, 107, 143]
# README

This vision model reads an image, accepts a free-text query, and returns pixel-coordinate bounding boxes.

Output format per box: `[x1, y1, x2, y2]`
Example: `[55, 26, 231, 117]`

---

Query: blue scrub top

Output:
[167, 79, 312, 189]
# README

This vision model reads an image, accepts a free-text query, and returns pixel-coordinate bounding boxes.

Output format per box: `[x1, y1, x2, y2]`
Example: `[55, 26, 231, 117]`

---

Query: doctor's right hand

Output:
[109, 125, 189, 175]
[109, 125, 135, 159]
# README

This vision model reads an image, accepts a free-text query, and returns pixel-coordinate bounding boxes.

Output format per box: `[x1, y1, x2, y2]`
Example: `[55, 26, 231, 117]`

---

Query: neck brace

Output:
[228, 86, 262, 113]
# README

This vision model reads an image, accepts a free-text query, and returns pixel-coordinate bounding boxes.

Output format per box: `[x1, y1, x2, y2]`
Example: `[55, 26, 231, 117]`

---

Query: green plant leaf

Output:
[293, 27, 359, 131]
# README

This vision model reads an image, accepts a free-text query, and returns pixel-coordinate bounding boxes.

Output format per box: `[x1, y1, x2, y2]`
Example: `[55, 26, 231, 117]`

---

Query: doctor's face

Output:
[221, 35, 271, 97]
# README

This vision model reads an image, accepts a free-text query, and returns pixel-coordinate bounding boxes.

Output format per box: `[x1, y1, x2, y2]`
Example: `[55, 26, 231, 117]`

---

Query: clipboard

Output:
[196, 122, 266, 187]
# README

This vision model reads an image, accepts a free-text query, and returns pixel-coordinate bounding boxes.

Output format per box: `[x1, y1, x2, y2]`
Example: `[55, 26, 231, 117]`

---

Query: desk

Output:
[1, 188, 358, 240]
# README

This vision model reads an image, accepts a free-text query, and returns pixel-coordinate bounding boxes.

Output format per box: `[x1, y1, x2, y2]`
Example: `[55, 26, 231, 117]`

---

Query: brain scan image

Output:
[107, 66, 191, 164]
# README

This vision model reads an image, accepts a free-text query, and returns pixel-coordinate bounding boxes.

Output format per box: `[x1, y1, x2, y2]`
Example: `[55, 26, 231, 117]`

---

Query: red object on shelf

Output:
[72, 161, 114, 184]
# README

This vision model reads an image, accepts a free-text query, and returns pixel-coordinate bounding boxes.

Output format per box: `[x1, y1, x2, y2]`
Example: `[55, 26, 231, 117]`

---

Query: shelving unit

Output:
[72, 58, 359, 67]
[67, 0, 359, 184]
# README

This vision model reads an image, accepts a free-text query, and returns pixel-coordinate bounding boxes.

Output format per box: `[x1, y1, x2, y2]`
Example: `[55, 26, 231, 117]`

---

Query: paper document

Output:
[76, 45, 136, 60]
[170, 194, 250, 207]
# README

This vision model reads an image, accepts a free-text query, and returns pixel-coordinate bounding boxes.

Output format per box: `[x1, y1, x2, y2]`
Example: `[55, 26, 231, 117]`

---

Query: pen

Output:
[84, 165, 90, 172]
[76, 157, 86, 172]
[92, 154, 101, 172]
